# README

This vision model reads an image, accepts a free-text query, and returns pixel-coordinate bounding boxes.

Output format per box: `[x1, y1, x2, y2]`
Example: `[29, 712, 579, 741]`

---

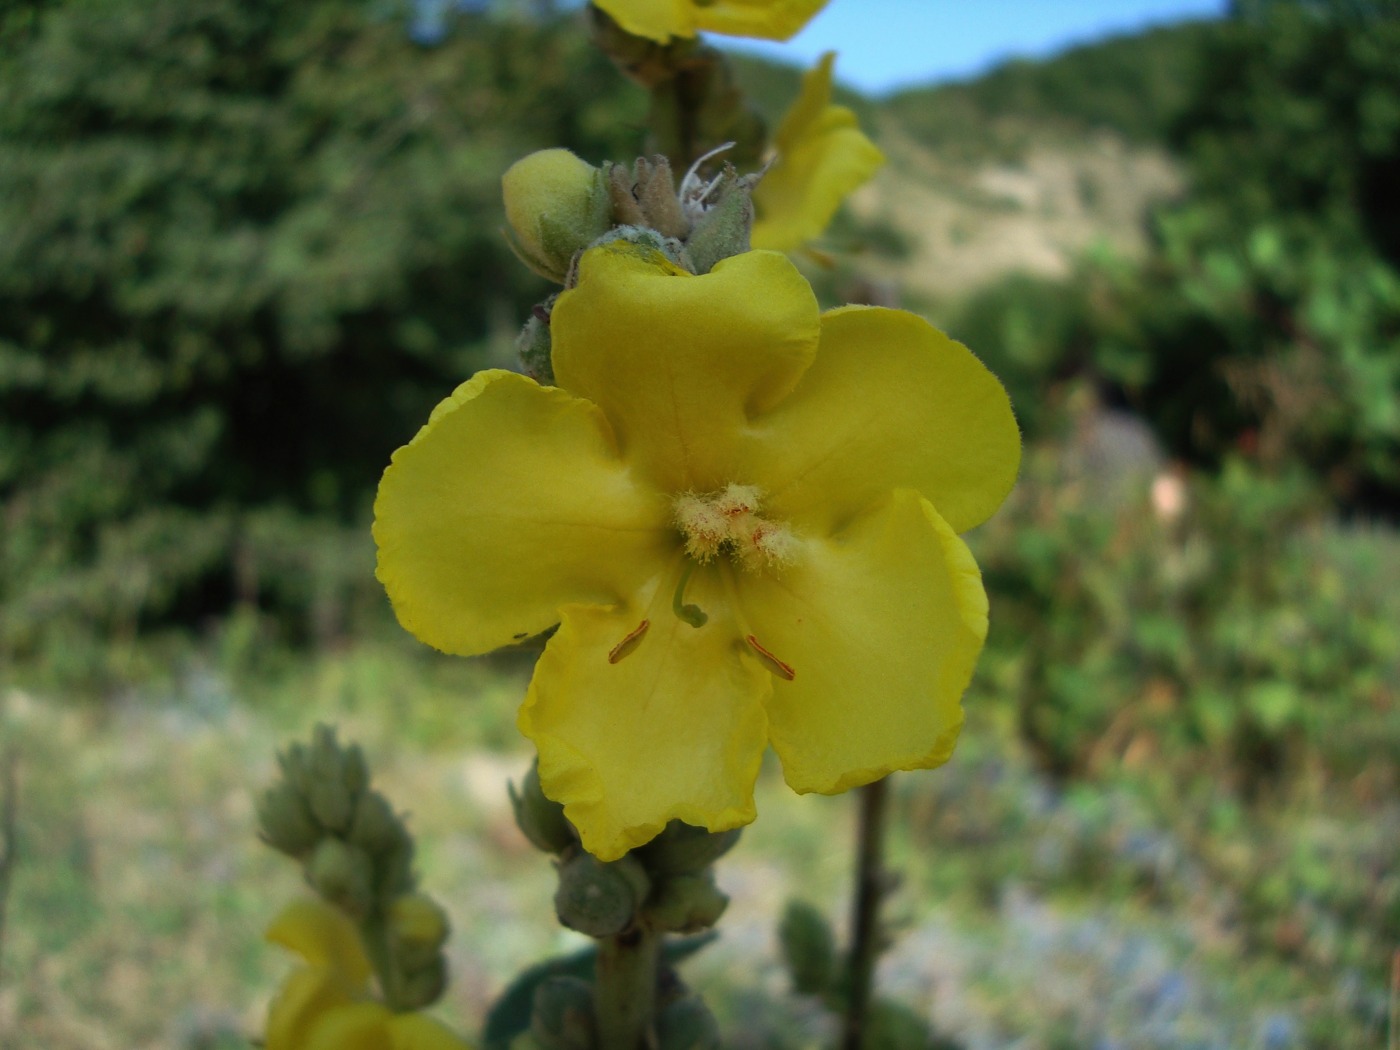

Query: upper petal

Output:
[551, 244, 821, 493]
[266, 899, 372, 984]
[693, 0, 830, 41]
[591, 0, 695, 41]
[740, 305, 1021, 535]
[752, 53, 885, 252]
[738, 490, 987, 794]
[518, 564, 770, 861]
[374, 369, 672, 656]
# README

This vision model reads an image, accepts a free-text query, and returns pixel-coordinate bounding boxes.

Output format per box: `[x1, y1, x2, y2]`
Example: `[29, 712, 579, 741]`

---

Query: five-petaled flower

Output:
[265, 900, 470, 1050]
[752, 52, 885, 253]
[374, 243, 1020, 862]
[592, 0, 828, 43]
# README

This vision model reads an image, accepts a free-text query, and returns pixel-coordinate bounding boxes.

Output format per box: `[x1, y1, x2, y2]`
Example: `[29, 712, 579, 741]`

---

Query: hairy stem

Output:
[842, 778, 890, 1050]
[595, 924, 660, 1049]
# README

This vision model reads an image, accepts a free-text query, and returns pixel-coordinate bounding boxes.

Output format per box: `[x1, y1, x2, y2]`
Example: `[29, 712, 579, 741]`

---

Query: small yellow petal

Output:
[374, 369, 672, 656]
[518, 566, 770, 861]
[594, 0, 826, 42]
[551, 243, 820, 492]
[266, 899, 372, 985]
[739, 491, 987, 794]
[304, 1002, 397, 1050]
[752, 53, 885, 252]
[742, 305, 1021, 535]
[388, 1012, 477, 1050]
[266, 970, 362, 1050]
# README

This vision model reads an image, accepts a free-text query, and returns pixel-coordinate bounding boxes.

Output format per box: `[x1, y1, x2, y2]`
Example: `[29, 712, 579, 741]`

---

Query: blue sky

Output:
[722, 0, 1230, 95]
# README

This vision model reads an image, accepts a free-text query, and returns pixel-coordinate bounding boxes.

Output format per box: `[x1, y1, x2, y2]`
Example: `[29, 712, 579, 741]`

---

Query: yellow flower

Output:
[752, 53, 885, 252]
[374, 244, 1020, 862]
[265, 900, 470, 1050]
[593, 0, 828, 43]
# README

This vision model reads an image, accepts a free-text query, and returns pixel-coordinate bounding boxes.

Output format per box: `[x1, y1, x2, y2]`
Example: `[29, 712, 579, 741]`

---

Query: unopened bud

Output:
[509, 762, 575, 854]
[530, 975, 595, 1050]
[778, 899, 836, 996]
[645, 872, 728, 934]
[503, 149, 612, 283]
[396, 954, 448, 1010]
[256, 781, 321, 857]
[390, 893, 450, 971]
[517, 309, 555, 386]
[348, 790, 404, 855]
[554, 852, 649, 938]
[307, 838, 374, 919]
[305, 725, 357, 833]
[637, 821, 740, 876]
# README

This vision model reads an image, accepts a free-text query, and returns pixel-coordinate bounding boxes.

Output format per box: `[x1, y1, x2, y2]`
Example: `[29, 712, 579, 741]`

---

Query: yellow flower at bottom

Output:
[593, 0, 828, 43]
[265, 900, 470, 1050]
[374, 244, 1020, 862]
[752, 52, 885, 252]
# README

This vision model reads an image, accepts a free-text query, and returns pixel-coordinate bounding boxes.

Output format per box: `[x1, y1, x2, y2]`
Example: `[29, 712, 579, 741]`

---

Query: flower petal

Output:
[266, 899, 372, 985]
[742, 305, 1020, 535]
[304, 1002, 396, 1050]
[266, 969, 363, 1050]
[388, 1013, 476, 1050]
[551, 243, 820, 493]
[738, 490, 988, 794]
[518, 565, 770, 861]
[752, 53, 885, 252]
[374, 369, 672, 656]
[693, 0, 829, 41]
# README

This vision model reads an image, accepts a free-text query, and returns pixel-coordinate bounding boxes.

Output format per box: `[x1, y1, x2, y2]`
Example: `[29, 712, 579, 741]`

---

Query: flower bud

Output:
[397, 955, 448, 1010]
[348, 789, 405, 855]
[530, 975, 595, 1050]
[553, 852, 650, 938]
[305, 725, 358, 833]
[778, 899, 836, 996]
[517, 309, 555, 386]
[503, 149, 612, 283]
[306, 838, 374, 919]
[256, 781, 321, 858]
[390, 893, 450, 971]
[509, 762, 576, 854]
[656, 994, 722, 1050]
[636, 821, 740, 876]
[645, 872, 728, 934]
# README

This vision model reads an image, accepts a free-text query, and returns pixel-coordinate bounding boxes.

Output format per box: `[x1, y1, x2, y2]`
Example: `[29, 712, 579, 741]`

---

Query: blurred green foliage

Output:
[0, 0, 644, 680]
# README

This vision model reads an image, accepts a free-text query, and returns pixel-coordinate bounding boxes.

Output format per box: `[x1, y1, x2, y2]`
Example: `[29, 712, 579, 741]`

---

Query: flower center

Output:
[672, 484, 798, 572]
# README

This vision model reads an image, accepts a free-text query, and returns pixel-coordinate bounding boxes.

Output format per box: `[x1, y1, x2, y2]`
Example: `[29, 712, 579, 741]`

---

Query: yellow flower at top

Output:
[265, 900, 470, 1050]
[592, 0, 828, 43]
[374, 243, 1020, 862]
[752, 53, 885, 252]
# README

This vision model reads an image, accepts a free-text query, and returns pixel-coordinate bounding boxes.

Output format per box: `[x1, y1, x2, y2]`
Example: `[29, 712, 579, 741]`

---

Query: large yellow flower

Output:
[374, 244, 1019, 862]
[592, 0, 827, 43]
[752, 53, 885, 252]
[265, 900, 470, 1050]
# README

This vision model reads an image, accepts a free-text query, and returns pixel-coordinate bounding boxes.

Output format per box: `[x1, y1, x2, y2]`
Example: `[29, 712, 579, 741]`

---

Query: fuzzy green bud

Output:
[256, 781, 321, 858]
[637, 821, 740, 876]
[509, 762, 575, 854]
[390, 892, 450, 971]
[554, 852, 650, 938]
[778, 899, 837, 996]
[348, 789, 405, 856]
[306, 838, 374, 919]
[645, 872, 728, 934]
[683, 169, 756, 275]
[503, 149, 612, 283]
[397, 954, 448, 1011]
[656, 994, 722, 1050]
[530, 975, 595, 1050]
[517, 309, 555, 386]
[305, 725, 359, 833]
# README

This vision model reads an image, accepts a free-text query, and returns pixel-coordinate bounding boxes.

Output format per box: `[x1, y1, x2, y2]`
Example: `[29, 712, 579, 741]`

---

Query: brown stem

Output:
[842, 778, 890, 1050]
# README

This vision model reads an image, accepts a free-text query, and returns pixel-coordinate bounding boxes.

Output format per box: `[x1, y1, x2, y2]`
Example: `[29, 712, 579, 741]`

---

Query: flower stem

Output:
[361, 911, 405, 1012]
[842, 777, 890, 1050]
[594, 924, 660, 1049]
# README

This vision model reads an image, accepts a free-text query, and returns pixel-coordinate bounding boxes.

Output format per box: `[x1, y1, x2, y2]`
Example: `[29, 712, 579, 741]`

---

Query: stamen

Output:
[746, 635, 796, 681]
[680, 141, 737, 203]
[672, 561, 709, 628]
[608, 619, 650, 664]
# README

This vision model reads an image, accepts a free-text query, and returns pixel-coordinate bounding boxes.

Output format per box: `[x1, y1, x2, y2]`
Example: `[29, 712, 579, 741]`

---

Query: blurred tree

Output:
[0, 0, 644, 681]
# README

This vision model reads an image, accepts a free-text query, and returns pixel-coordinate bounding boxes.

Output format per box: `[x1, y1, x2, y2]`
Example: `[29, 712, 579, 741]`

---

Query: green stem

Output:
[360, 911, 405, 1012]
[594, 924, 660, 1049]
[842, 778, 890, 1050]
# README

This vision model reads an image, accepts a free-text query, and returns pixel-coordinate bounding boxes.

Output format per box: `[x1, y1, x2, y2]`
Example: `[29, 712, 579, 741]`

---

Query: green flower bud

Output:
[778, 899, 836, 996]
[397, 954, 448, 1010]
[306, 725, 358, 833]
[656, 994, 722, 1050]
[636, 821, 740, 876]
[530, 975, 595, 1050]
[278, 743, 313, 796]
[553, 852, 650, 938]
[390, 892, 450, 971]
[306, 838, 374, 919]
[683, 168, 756, 275]
[509, 762, 575, 854]
[503, 149, 612, 283]
[645, 872, 728, 934]
[348, 789, 405, 856]
[517, 308, 555, 386]
[256, 781, 321, 858]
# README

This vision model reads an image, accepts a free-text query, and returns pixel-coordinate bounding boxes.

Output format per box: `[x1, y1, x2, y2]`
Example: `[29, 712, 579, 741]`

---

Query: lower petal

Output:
[266, 899, 372, 984]
[739, 491, 988, 794]
[304, 1002, 396, 1050]
[518, 565, 771, 861]
[265, 969, 362, 1050]
[387, 1013, 476, 1050]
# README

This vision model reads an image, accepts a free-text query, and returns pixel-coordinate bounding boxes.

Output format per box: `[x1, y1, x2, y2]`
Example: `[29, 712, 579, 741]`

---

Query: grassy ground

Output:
[2, 629, 1393, 1050]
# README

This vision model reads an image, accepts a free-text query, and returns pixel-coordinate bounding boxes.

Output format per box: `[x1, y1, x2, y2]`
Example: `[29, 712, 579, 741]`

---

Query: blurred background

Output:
[1, 0, 1397, 1047]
